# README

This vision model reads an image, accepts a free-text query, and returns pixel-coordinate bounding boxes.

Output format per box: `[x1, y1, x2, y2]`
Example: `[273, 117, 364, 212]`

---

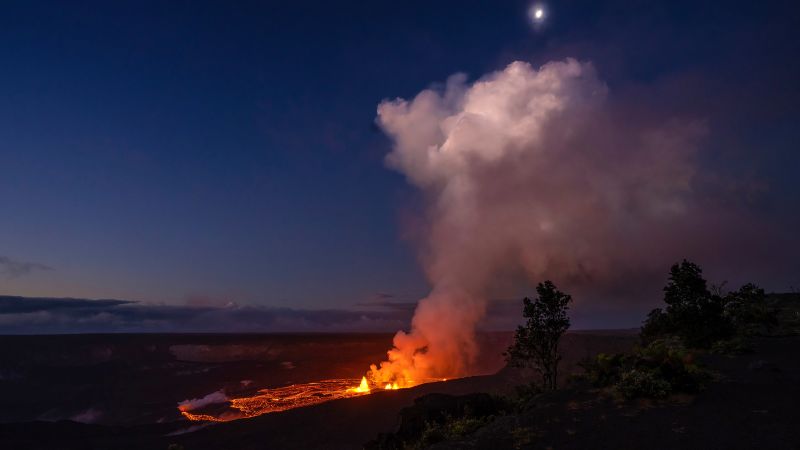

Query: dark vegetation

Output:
[369, 260, 799, 449]
[579, 337, 710, 400]
[366, 393, 507, 450]
[564, 259, 785, 401]
[640, 260, 778, 347]
[504, 281, 572, 391]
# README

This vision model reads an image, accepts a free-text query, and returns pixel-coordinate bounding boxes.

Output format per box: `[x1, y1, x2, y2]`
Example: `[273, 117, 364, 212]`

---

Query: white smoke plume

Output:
[177, 390, 228, 412]
[369, 58, 707, 384]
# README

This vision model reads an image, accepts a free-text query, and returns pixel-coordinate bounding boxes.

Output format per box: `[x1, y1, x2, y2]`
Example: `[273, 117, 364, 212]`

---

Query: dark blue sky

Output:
[1, 0, 798, 328]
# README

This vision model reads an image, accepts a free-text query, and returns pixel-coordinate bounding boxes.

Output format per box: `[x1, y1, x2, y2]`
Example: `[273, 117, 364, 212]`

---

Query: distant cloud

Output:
[356, 300, 417, 312]
[0, 295, 413, 334]
[0, 294, 650, 333]
[0, 296, 134, 314]
[0, 256, 52, 278]
[355, 292, 397, 305]
[356, 292, 420, 311]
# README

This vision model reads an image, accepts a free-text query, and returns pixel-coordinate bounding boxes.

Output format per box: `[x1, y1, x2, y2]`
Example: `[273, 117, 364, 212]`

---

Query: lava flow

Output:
[179, 376, 441, 422]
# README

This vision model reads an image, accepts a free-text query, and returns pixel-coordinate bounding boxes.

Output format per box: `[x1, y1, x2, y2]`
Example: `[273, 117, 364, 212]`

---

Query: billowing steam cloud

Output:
[370, 59, 707, 384]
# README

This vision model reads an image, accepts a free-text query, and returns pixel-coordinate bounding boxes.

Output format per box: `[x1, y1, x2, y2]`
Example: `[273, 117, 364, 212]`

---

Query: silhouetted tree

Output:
[505, 281, 572, 390]
[663, 260, 709, 307]
[642, 260, 732, 347]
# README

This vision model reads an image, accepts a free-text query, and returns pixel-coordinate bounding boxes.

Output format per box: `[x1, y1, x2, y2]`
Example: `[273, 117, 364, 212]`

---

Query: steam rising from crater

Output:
[370, 59, 707, 384]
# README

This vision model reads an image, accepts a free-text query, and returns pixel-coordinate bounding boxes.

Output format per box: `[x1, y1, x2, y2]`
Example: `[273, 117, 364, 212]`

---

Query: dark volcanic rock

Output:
[366, 393, 504, 449]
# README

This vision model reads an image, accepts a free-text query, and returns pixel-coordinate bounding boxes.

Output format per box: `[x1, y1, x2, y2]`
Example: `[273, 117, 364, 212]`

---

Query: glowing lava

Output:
[179, 376, 445, 422]
[180, 378, 371, 422]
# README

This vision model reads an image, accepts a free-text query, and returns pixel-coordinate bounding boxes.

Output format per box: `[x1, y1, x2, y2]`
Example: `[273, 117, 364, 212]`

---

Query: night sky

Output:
[1, 0, 798, 332]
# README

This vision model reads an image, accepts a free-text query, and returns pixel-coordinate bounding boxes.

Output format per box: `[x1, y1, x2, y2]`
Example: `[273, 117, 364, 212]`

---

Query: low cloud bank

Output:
[0, 294, 594, 334]
[0, 295, 413, 334]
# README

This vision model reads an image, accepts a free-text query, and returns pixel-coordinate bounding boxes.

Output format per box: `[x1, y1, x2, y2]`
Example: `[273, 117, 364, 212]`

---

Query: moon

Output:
[529, 4, 546, 24]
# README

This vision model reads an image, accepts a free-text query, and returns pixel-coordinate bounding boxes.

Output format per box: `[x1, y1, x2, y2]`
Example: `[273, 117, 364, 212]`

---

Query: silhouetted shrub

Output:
[365, 393, 506, 450]
[635, 337, 710, 393]
[401, 413, 492, 449]
[768, 293, 800, 335]
[579, 338, 711, 400]
[710, 335, 753, 355]
[723, 283, 777, 336]
[614, 369, 671, 399]
[507, 382, 543, 412]
[578, 352, 626, 387]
